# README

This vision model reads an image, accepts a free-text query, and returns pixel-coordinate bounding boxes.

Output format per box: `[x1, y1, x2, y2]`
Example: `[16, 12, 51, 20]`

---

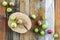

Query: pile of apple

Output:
[2, 1, 58, 39]
[2, 1, 15, 12]
[31, 14, 58, 39]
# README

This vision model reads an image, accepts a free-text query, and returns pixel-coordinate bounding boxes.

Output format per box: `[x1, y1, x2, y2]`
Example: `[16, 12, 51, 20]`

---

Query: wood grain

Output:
[28, 0, 37, 40]
[0, 0, 6, 40]
[55, 0, 60, 40]
[37, 0, 45, 40]
[13, 0, 20, 40]
[22, 0, 30, 40]
[20, 0, 45, 40]
[6, 0, 20, 40]
[24, 0, 30, 15]
[20, 0, 25, 40]
[20, 0, 25, 12]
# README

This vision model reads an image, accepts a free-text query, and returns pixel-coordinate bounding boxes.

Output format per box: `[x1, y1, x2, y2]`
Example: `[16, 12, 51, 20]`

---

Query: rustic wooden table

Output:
[0, 0, 60, 40]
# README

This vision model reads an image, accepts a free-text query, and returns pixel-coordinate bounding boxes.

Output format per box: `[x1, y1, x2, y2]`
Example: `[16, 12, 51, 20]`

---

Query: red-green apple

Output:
[42, 17, 47, 21]
[9, 2, 15, 7]
[47, 29, 52, 34]
[36, 20, 42, 26]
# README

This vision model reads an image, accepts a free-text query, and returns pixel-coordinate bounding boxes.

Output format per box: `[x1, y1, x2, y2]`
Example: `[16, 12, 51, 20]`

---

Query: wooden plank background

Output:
[0, 0, 6, 40]
[20, 0, 45, 40]
[55, 0, 60, 40]
[0, 0, 57, 40]
[5, 0, 45, 40]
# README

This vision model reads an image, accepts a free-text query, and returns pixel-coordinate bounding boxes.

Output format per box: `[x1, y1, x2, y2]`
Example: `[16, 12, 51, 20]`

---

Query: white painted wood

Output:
[45, 0, 54, 40]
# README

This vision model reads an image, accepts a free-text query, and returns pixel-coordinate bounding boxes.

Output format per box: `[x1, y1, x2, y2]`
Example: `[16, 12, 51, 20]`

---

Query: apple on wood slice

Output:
[10, 15, 16, 21]
[53, 33, 58, 39]
[8, 12, 32, 33]
[17, 19, 23, 25]
[2, 1, 8, 7]
[7, 8, 12, 12]
[9, 2, 15, 7]
[11, 22, 17, 28]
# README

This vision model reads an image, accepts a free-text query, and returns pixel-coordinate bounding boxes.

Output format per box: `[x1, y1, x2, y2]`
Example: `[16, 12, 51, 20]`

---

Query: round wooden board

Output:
[8, 12, 32, 33]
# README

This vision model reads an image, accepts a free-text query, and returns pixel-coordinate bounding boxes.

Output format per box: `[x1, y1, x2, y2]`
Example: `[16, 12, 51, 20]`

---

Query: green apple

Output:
[40, 31, 45, 36]
[34, 28, 39, 33]
[53, 33, 58, 39]
[17, 19, 23, 24]
[31, 14, 36, 19]
[2, 1, 8, 6]
[7, 8, 12, 12]
[11, 22, 17, 28]
[42, 24, 47, 30]
[10, 15, 16, 21]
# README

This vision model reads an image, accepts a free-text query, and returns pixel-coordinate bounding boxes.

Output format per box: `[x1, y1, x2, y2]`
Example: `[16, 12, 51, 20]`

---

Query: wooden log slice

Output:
[8, 12, 32, 33]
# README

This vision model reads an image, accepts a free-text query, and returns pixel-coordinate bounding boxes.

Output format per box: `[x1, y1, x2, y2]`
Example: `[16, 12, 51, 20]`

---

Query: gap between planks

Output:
[20, 0, 45, 40]
[6, 0, 20, 40]
[0, 0, 6, 40]
[55, 0, 60, 40]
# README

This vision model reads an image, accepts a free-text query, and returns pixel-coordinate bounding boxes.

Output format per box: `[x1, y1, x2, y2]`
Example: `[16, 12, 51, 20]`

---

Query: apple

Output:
[17, 19, 23, 24]
[2, 15, 6, 19]
[40, 31, 45, 36]
[9, 2, 15, 7]
[10, 15, 16, 21]
[2, 1, 8, 6]
[7, 8, 12, 12]
[47, 29, 52, 34]
[31, 14, 36, 19]
[42, 24, 47, 30]
[34, 28, 39, 33]
[53, 33, 58, 39]
[36, 20, 42, 26]
[42, 17, 47, 21]
[11, 22, 17, 28]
